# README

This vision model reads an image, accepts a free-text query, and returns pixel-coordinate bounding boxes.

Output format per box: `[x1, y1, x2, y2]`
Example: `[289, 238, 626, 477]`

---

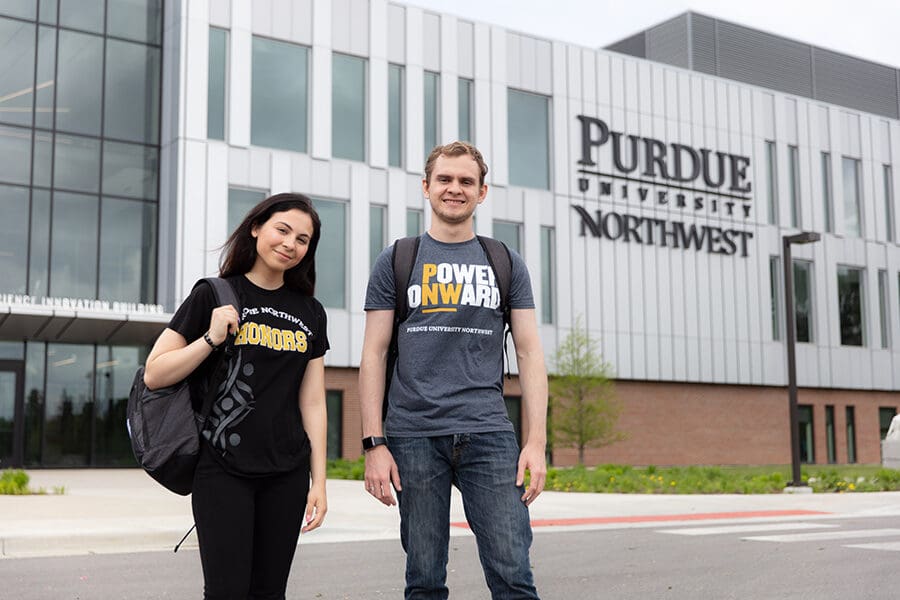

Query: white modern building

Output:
[1, 1, 898, 467]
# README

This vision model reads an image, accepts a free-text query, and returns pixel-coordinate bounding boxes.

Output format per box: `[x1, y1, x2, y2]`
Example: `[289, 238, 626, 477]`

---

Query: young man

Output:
[359, 141, 548, 599]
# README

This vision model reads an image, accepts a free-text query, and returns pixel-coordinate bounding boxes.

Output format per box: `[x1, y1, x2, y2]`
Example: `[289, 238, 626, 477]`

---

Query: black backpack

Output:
[383, 235, 513, 420]
[126, 277, 240, 495]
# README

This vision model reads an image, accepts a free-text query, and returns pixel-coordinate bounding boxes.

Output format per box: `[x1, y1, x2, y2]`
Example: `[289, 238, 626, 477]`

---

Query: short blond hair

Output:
[424, 141, 489, 187]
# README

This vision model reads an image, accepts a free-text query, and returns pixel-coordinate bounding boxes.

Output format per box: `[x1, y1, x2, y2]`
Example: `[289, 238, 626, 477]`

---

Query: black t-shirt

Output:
[168, 275, 329, 476]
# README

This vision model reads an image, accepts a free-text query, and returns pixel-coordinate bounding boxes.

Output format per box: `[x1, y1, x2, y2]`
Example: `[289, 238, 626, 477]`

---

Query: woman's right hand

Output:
[208, 304, 240, 346]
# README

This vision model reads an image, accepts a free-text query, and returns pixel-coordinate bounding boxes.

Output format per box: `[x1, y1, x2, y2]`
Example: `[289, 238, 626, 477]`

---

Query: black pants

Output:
[192, 444, 310, 600]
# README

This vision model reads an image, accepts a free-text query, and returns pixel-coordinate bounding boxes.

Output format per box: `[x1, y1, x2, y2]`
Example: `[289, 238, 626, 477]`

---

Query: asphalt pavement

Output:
[2, 469, 900, 558]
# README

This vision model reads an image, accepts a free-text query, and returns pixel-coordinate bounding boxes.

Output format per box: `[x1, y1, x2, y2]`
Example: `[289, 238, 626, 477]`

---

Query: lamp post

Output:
[783, 232, 821, 489]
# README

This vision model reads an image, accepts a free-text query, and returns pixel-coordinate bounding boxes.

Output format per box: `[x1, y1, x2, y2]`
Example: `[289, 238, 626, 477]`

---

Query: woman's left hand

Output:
[302, 482, 327, 533]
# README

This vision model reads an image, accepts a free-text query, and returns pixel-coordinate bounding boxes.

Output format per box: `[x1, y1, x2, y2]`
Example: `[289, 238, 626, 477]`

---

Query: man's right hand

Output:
[364, 445, 402, 506]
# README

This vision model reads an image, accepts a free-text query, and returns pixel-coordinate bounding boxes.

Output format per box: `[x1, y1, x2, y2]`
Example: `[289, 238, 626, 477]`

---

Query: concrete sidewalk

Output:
[2, 469, 900, 558]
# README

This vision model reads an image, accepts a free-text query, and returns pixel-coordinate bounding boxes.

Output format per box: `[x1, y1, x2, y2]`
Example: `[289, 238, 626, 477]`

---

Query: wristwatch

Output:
[362, 436, 387, 451]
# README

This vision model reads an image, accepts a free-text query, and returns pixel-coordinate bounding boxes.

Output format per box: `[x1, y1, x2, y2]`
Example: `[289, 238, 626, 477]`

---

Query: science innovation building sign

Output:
[573, 115, 755, 258]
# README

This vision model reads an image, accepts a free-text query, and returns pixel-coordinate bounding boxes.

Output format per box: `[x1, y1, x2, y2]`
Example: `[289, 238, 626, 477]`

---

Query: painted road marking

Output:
[450, 510, 829, 529]
[659, 522, 837, 536]
[845, 541, 900, 552]
[744, 528, 900, 543]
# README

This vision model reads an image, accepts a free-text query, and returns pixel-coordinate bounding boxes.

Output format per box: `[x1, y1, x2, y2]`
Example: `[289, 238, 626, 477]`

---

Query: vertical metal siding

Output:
[813, 48, 899, 119]
[715, 22, 813, 98]
[646, 14, 689, 69]
[689, 13, 717, 76]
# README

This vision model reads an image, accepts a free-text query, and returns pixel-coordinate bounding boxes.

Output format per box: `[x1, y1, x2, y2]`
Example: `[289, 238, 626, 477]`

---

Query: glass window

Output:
[846, 406, 857, 463]
[39, 0, 56, 24]
[369, 204, 385, 270]
[0, 1, 36, 20]
[102, 141, 158, 200]
[0, 370, 16, 463]
[59, 0, 103, 34]
[406, 208, 423, 237]
[388, 64, 403, 168]
[798, 405, 814, 463]
[508, 89, 550, 190]
[0, 17, 36, 128]
[0, 125, 32, 185]
[24, 341, 45, 465]
[825, 405, 835, 464]
[793, 260, 812, 343]
[881, 407, 897, 442]
[43, 343, 95, 466]
[788, 145, 800, 228]
[54, 133, 100, 193]
[766, 141, 778, 225]
[28, 189, 50, 296]
[332, 53, 366, 162]
[878, 269, 889, 349]
[313, 198, 347, 308]
[94, 345, 147, 465]
[423, 71, 439, 159]
[50, 191, 98, 298]
[505, 396, 522, 446]
[326, 390, 342, 460]
[837, 266, 864, 346]
[458, 77, 473, 143]
[99, 198, 157, 302]
[227, 187, 265, 235]
[207, 27, 228, 141]
[105, 39, 161, 144]
[107, 0, 162, 45]
[251, 37, 308, 153]
[34, 25, 56, 130]
[821, 152, 833, 234]
[885, 165, 895, 243]
[493, 221, 521, 254]
[769, 256, 781, 341]
[540, 226, 554, 324]
[56, 30, 103, 135]
[842, 157, 862, 237]
[0, 184, 30, 293]
[32, 129, 52, 187]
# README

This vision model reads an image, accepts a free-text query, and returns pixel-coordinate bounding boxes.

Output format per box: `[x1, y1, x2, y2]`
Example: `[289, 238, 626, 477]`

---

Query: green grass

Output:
[0, 469, 32, 495]
[326, 458, 900, 494]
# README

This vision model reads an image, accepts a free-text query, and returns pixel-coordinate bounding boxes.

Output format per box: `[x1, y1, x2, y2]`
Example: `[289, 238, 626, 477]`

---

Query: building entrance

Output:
[0, 360, 24, 468]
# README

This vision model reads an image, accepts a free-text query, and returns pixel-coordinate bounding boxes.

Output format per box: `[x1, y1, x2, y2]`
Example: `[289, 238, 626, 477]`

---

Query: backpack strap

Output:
[382, 236, 420, 421]
[476, 236, 514, 378]
[194, 277, 242, 422]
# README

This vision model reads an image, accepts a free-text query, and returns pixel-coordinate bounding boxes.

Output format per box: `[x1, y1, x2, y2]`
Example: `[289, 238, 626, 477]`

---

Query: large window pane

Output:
[388, 64, 403, 168]
[846, 406, 857, 463]
[0, 125, 32, 185]
[837, 266, 864, 346]
[406, 208, 423, 237]
[326, 390, 342, 460]
[842, 157, 862, 238]
[821, 152, 833, 234]
[50, 192, 98, 298]
[28, 189, 50, 296]
[39, 0, 56, 24]
[56, 30, 103, 135]
[54, 133, 100, 192]
[508, 89, 550, 189]
[99, 198, 156, 302]
[102, 141, 158, 200]
[769, 256, 781, 340]
[94, 345, 146, 466]
[332, 53, 366, 161]
[766, 141, 778, 225]
[370, 204, 385, 270]
[313, 198, 346, 308]
[0, 370, 15, 463]
[251, 37, 308, 153]
[458, 77, 473, 143]
[878, 269, 889, 349]
[0, 17, 36, 127]
[44, 343, 94, 466]
[423, 71, 439, 159]
[207, 27, 228, 141]
[0, 184, 30, 293]
[0, 1, 36, 20]
[59, 0, 103, 34]
[107, 0, 162, 45]
[541, 226, 554, 324]
[793, 260, 812, 343]
[825, 405, 836, 464]
[105, 39, 161, 144]
[32, 130, 52, 187]
[493, 221, 521, 254]
[228, 187, 265, 235]
[885, 165, 895, 243]
[798, 405, 814, 463]
[788, 145, 800, 228]
[34, 25, 56, 130]
[24, 341, 45, 466]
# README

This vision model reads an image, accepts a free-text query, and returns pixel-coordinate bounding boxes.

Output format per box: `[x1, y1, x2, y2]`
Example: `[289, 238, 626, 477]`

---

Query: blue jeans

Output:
[388, 431, 539, 600]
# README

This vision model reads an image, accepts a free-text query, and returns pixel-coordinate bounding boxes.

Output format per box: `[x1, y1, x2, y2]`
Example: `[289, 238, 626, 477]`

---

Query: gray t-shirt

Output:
[365, 233, 535, 437]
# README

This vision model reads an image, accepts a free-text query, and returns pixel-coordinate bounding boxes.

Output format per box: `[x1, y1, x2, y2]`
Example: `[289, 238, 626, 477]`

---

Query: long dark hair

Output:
[220, 193, 321, 295]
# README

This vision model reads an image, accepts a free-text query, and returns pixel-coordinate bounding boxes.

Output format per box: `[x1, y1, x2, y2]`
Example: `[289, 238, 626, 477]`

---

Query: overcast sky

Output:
[401, 0, 900, 69]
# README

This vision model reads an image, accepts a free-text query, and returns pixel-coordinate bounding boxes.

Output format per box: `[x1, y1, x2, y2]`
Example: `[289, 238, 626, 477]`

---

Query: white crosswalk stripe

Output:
[658, 522, 837, 536]
[744, 528, 900, 543]
[845, 541, 900, 552]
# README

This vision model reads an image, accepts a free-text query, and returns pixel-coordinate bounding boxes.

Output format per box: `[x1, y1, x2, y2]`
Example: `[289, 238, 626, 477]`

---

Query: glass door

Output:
[0, 361, 25, 468]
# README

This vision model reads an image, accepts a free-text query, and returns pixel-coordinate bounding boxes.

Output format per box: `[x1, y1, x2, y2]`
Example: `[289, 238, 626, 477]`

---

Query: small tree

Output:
[549, 319, 624, 465]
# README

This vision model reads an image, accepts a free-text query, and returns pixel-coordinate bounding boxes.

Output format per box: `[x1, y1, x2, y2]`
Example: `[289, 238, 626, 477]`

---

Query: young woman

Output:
[144, 193, 328, 599]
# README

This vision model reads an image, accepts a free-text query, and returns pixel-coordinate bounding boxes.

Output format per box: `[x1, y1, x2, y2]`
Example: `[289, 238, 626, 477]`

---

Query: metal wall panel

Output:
[646, 13, 689, 70]
[716, 22, 812, 99]
[814, 48, 899, 119]
[689, 12, 716, 75]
